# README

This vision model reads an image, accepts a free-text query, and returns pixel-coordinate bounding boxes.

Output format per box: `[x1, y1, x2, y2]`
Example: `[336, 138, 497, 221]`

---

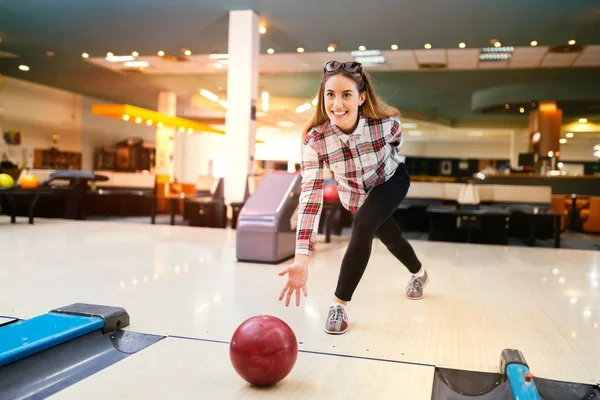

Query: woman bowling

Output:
[278, 60, 427, 334]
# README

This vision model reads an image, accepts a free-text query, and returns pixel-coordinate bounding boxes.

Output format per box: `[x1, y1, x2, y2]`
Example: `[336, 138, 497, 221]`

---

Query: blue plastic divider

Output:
[506, 363, 541, 400]
[0, 312, 103, 367]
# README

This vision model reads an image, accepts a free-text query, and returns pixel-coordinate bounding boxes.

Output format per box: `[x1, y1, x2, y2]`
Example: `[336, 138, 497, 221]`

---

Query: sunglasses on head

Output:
[323, 61, 363, 74]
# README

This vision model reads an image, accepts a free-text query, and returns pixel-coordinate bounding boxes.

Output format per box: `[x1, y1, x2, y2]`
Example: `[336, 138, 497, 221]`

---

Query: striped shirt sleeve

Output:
[295, 141, 324, 256]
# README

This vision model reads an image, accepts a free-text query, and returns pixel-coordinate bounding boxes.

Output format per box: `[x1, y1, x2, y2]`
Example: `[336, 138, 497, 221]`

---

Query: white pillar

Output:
[155, 91, 176, 181]
[224, 10, 260, 203]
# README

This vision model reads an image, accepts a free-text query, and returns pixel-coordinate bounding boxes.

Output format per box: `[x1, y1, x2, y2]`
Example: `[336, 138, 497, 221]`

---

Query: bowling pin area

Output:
[1, 216, 599, 399]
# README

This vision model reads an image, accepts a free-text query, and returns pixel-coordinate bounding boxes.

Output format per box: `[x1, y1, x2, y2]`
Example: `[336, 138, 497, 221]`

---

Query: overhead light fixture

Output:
[568, 40, 576, 45]
[559, 138, 567, 144]
[424, 43, 432, 49]
[351, 49, 381, 57]
[200, 89, 219, 102]
[106, 55, 135, 62]
[209, 54, 228, 60]
[530, 40, 538, 46]
[355, 55, 385, 65]
[566, 132, 574, 138]
[132, 51, 139, 57]
[402, 123, 417, 129]
[519, 107, 525, 113]
[81, 52, 89, 58]
[213, 62, 223, 70]
[459, 42, 466, 48]
[157, 50, 165, 56]
[494, 41, 502, 48]
[358, 45, 366, 51]
[184, 49, 192, 56]
[579, 118, 588, 123]
[479, 46, 513, 62]
[327, 43, 337, 52]
[296, 103, 312, 113]
[18, 65, 29, 71]
[124, 61, 149, 68]
[267, 48, 275, 54]
[479, 53, 511, 61]
[259, 26, 266, 34]
[297, 47, 305, 53]
[391, 44, 398, 50]
[218, 99, 228, 108]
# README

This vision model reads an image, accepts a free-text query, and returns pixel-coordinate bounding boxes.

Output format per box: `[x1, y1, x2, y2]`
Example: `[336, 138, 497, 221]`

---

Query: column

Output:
[155, 91, 177, 184]
[528, 101, 562, 159]
[224, 10, 260, 204]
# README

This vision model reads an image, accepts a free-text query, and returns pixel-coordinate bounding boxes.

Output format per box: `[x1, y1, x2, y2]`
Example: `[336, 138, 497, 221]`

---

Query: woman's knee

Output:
[352, 212, 379, 238]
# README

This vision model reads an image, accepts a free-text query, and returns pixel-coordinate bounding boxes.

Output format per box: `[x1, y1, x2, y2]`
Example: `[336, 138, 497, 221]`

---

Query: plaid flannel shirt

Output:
[295, 115, 405, 256]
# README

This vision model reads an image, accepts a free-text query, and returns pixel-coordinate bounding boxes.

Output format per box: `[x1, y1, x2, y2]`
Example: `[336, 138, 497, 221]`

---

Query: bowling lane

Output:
[49, 337, 436, 399]
[2, 218, 599, 385]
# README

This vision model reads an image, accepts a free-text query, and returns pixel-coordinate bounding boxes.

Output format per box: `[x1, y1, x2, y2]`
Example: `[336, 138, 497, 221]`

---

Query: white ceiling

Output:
[86, 45, 600, 75]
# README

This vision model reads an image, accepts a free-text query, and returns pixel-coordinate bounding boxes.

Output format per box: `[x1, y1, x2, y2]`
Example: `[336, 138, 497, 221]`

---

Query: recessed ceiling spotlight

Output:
[327, 44, 336, 52]
[530, 40, 538, 46]
[106, 52, 113, 57]
[391, 44, 398, 50]
[297, 47, 305, 53]
[157, 50, 165, 56]
[46, 51, 55, 57]
[568, 39, 576, 45]
[184, 49, 192, 56]
[519, 107, 525, 113]
[424, 43, 432, 49]
[579, 118, 587, 123]
[259, 26, 266, 34]
[267, 48, 275, 54]
[132, 51, 139, 57]
[81, 52, 89, 58]
[18, 65, 30, 71]
[559, 138, 567, 144]
[458, 42, 466, 48]
[494, 41, 502, 48]
[358, 45, 366, 51]
[566, 132, 574, 138]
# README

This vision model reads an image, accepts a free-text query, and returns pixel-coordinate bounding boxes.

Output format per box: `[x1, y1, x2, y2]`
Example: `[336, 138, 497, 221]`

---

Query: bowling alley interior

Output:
[1, 1, 599, 399]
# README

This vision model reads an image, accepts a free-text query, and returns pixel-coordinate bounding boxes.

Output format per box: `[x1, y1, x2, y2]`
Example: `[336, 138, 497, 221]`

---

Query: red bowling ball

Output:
[229, 315, 298, 386]
[323, 185, 339, 203]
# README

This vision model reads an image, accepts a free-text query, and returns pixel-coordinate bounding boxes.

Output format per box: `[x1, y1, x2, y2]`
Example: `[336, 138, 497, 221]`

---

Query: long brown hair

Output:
[301, 69, 400, 143]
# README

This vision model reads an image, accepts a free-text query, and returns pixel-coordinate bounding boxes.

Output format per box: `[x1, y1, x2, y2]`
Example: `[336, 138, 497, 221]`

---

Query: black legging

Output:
[335, 163, 422, 301]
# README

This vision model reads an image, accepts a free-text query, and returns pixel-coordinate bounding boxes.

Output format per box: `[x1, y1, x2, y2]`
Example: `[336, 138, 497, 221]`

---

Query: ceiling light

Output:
[296, 103, 312, 113]
[459, 42, 466, 48]
[479, 53, 511, 61]
[200, 89, 219, 102]
[124, 61, 149, 68]
[106, 52, 114, 57]
[146, 120, 153, 126]
[355, 55, 385, 65]
[568, 40, 576, 45]
[18, 65, 29, 71]
[297, 47, 305, 53]
[579, 118, 588, 123]
[519, 107, 525, 113]
[267, 48, 275, 54]
[327, 46, 335, 52]
[179, 127, 185, 133]
[46, 51, 55, 57]
[135, 117, 142, 123]
[122, 114, 130, 121]
[157, 50, 165, 56]
[530, 40, 538, 46]
[81, 52, 89, 58]
[424, 43, 432, 49]
[559, 138, 567, 144]
[277, 121, 295, 128]
[358, 45, 366, 51]
[391, 44, 398, 50]
[402, 123, 417, 129]
[259, 26, 266, 34]
[566, 132, 574, 138]
[218, 99, 228, 108]
[184, 50, 192, 56]
[481, 46, 514, 53]
[494, 41, 501, 47]
[407, 130, 423, 136]
[106, 55, 135, 62]
[213, 62, 223, 69]
[187, 128, 193, 134]
[132, 51, 139, 57]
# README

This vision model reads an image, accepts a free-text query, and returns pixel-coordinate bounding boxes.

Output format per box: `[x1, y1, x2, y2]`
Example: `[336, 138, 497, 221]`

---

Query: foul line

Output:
[168, 334, 435, 368]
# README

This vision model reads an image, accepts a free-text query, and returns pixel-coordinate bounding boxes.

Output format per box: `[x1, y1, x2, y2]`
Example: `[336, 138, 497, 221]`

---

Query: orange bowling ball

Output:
[20, 174, 39, 189]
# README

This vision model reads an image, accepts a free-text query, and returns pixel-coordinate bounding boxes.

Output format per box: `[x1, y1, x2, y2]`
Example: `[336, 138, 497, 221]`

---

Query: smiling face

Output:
[323, 74, 366, 134]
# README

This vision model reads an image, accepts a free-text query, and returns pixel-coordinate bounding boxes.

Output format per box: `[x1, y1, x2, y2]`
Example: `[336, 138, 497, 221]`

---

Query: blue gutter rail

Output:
[0, 312, 103, 368]
[501, 348, 541, 400]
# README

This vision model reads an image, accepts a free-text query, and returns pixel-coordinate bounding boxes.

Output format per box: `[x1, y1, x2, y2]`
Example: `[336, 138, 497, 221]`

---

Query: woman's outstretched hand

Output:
[278, 260, 308, 307]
